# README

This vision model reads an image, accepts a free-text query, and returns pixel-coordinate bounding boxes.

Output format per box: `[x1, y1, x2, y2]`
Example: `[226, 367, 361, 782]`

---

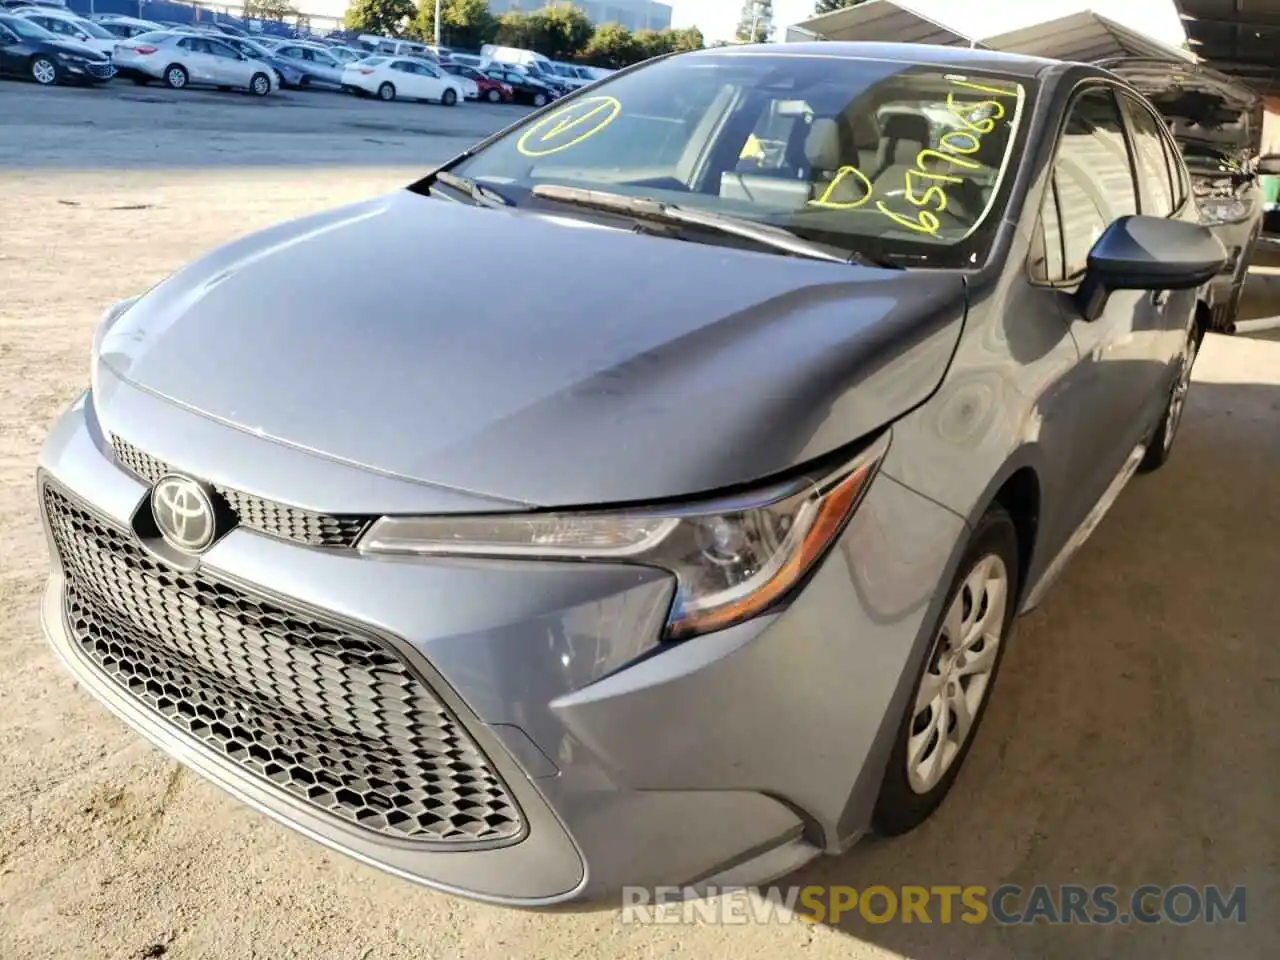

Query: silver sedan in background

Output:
[112, 30, 276, 95]
[272, 41, 344, 88]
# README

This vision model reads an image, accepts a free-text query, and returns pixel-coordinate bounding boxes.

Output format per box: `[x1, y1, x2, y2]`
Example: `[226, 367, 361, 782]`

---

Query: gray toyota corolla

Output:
[38, 42, 1225, 906]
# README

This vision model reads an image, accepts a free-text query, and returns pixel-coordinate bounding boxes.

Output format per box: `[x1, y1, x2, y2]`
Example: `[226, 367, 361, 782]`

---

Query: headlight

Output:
[359, 433, 889, 640]
[1197, 196, 1252, 225]
[56, 52, 86, 62]
[90, 296, 139, 396]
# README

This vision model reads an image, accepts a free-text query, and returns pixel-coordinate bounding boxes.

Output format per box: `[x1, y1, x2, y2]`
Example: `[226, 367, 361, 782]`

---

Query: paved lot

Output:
[2, 78, 1279, 960]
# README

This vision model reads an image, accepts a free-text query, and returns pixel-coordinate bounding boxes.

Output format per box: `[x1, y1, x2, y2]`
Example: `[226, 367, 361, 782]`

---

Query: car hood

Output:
[100, 190, 967, 507]
[46, 37, 106, 58]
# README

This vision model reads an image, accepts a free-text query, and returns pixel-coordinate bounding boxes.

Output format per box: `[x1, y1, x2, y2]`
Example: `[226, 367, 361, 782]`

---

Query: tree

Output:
[735, 0, 773, 43]
[495, 10, 539, 48]
[531, 5, 594, 60]
[344, 0, 416, 37]
[581, 22, 639, 68]
[412, 0, 497, 47]
[668, 26, 705, 52]
[813, 0, 866, 13]
[243, 0, 295, 22]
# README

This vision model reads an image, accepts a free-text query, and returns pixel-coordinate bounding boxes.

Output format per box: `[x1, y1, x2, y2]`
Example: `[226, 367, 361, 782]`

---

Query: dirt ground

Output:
[1, 82, 1278, 960]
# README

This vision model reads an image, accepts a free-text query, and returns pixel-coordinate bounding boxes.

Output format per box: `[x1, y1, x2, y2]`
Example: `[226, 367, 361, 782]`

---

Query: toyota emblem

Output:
[151, 474, 217, 553]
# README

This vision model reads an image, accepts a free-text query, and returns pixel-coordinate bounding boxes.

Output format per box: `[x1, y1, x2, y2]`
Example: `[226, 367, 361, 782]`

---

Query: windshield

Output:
[450, 54, 1030, 267]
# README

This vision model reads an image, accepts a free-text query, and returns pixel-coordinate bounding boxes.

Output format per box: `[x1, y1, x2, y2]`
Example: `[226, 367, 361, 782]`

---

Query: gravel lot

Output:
[2, 78, 1279, 960]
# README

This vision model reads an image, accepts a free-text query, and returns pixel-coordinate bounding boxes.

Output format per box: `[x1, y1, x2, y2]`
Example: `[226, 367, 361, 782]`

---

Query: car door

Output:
[391, 60, 424, 98]
[0, 22, 22, 76]
[1028, 83, 1165, 539]
[415, 59, 445, 100]
[1118, 91, 1199, 407]
[175, 36, 213, 84]
[307, 47, 341, 85]
[206, 37, 249, 86]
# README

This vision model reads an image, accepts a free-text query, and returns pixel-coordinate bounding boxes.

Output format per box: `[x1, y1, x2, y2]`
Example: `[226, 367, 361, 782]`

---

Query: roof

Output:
[789, 0, 979, 48]
[986, 11, 1195, 64]
[704, 41, 1056, 77]
[1178, 0, 1280, 94]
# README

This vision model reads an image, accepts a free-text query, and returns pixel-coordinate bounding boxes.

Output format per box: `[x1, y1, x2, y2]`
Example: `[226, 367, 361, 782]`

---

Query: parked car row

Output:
[0, 5, 583, 108]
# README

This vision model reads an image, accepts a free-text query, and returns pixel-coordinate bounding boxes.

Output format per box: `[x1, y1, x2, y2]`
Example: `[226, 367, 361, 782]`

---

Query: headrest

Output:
[881, 112, 931, 146]
[804, 118, 843, 169]
[848, 111, 880, 150]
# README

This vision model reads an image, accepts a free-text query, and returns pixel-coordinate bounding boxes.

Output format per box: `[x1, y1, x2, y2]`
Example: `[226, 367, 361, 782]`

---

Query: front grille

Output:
[110, 435, 372, 548]
[44, 484, 524, 846]
[87, 62, 113, 77]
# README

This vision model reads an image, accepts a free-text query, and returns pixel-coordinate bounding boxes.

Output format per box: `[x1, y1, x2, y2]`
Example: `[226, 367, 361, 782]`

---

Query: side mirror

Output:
[1257, 154, 1280, 176]
[1077, 215, 1227, 322]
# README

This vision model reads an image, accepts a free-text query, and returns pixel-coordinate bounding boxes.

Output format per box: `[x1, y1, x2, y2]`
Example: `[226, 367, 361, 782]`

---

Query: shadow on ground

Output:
[780, 371, 1280, 958]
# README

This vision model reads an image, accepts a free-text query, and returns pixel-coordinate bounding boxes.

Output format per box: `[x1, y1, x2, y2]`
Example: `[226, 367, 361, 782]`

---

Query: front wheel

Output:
[377, 82, 395, 102]
[441, 87, 457, 106]
[872, 505, 1019, 837]
[30, 56, 58, 86]
[1139, 325, 1200, 473]
[486, 88, 501, 103]
[531, 92, 547, 107]
[249, 72, 270, 97]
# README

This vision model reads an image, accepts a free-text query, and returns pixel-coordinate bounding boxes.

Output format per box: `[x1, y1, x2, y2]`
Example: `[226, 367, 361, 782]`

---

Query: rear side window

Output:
[1122, 94, 1176, 217]
[1053, 87, 1138, 278]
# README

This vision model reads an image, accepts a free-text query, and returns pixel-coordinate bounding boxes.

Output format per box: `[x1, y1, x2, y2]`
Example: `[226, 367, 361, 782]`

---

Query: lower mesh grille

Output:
[44, 483, 523, 846]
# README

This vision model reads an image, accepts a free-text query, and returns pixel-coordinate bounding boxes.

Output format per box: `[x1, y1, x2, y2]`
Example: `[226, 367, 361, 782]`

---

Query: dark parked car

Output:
[0, 11, 111, 84]
[483, 63, 556, 106]
[41, 43, 1225, 909]
[218, 32, 305, 90]
[1100, 57, 1264, 332]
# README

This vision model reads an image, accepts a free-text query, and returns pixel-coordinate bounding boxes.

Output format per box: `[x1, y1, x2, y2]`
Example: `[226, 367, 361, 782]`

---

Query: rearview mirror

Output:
[1257, 154, 1280, 176]
[1077, 215, 1226, 322]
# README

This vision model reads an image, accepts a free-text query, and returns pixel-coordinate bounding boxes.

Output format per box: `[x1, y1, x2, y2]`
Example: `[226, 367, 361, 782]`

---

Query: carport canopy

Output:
[1179, 0, 1280, 95]
[986, 11, 1197, 64]
[785, 0, 981, 47]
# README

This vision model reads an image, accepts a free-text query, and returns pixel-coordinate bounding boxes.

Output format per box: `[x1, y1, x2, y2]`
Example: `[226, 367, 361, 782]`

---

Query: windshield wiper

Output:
[530, 184, 899, 267]
[432, 170, 514, 209]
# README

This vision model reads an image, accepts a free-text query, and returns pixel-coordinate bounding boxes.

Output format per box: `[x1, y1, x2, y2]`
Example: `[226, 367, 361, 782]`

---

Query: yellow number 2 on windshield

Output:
[516, 96, 622, 158]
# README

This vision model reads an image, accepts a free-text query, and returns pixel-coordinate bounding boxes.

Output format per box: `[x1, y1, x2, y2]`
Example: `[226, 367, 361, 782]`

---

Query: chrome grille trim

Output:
[110, 435, 372, 548]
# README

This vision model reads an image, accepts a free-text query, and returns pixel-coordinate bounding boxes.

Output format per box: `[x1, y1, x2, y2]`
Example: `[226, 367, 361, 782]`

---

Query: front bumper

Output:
[36, 380, 965, 906]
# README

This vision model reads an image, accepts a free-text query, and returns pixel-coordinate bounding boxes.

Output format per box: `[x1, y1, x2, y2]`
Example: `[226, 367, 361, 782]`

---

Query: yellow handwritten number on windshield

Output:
[516, 96, 622, 158]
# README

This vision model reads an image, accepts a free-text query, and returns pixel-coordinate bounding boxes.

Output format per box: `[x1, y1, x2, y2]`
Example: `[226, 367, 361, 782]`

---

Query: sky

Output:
[671, 0, 1188, 47]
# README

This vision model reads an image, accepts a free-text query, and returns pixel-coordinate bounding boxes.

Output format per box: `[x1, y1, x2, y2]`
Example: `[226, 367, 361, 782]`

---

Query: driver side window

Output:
[1031, 86, 1140, 283]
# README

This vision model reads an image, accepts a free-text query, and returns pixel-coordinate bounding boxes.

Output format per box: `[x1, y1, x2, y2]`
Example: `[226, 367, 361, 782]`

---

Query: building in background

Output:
[489, 0, 672, 31]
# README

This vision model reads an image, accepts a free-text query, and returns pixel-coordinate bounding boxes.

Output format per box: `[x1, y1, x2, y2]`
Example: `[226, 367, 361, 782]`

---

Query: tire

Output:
[486, 88, 501, 103]
[871, 505, 1020, 837]
[130, 76, 150, 86]
[532, 92, 547, 107]
[1139, 324, 1200, 473]
[163, 63, 188, 90]
[377, 82, 395, 102]
[441, 87, 457, 106]
[29, 55, 58, 86]
[249, 72, 270, 97]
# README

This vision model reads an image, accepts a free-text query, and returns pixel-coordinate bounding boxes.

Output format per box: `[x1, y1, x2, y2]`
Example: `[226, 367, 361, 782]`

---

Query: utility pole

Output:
[434, 0, 442, 46]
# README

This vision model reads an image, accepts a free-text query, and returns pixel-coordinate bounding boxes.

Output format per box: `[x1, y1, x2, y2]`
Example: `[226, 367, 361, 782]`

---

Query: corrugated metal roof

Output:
[789, 0, 981, 48]
[986, 11, 1195, 65]
[1179, 0, 1280, 94]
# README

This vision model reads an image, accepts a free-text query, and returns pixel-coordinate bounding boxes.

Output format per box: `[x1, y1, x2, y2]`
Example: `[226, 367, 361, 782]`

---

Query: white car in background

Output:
[14, 6, 117, 55]
[341, 55, 464, 104]
[412, 55, 476, 98]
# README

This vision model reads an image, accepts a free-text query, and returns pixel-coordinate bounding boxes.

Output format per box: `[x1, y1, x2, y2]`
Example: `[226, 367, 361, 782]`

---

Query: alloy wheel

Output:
[168, 67, 186, 88]
[907, 553, 1009, 795]
[31, 58, 56, 85]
